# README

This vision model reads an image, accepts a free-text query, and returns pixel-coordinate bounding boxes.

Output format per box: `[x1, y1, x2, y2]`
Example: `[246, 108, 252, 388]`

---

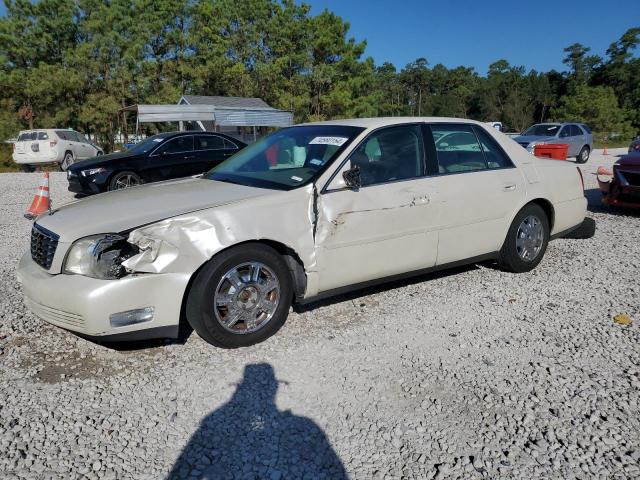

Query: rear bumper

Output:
[13, 152, 59, 164]
[16, 252, 191, 340]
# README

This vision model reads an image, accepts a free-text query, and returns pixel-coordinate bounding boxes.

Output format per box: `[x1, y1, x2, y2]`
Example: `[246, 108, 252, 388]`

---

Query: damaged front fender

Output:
[122, 216, 224, 273]
[120, 185, 319, 294]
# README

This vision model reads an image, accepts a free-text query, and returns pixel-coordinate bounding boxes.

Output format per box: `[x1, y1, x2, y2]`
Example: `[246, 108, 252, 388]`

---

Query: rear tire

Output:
[60, 152, 74, 171]
[498, 203, 549, 273]
[576, 146, 590, 164]
[108, 171, 142, 190]
[20, 164, 35, 173]
[186, 243, 293, 348]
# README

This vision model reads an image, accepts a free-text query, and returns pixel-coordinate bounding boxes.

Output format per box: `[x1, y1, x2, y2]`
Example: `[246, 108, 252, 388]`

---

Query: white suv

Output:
[12, 129, 103, 171]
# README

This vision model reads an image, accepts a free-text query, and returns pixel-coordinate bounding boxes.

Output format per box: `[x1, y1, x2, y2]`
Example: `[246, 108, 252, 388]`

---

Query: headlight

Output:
[63, 234, 139, 279]
[81, 168, 106, 177]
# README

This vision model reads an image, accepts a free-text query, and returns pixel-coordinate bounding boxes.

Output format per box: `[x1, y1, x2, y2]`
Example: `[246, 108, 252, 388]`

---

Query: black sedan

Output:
[67, 132, 246, 195]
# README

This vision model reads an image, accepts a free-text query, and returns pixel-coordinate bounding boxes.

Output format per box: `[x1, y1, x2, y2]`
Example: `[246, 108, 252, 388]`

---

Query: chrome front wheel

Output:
[186, 243, 293, 348]
[214, 262, 281, 334]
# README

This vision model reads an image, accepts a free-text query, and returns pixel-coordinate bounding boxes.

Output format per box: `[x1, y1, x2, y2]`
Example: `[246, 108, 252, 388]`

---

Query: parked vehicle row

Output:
[67, 132, 245, 195]
[12, 129, 103, 171]
[514, 122, 593, 163]
[17, 117, 592, 349]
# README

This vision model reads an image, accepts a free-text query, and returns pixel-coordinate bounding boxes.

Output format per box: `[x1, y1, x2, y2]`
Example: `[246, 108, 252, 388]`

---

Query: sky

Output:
[1, 0, 637, 75]
[305, 0, 640, 75]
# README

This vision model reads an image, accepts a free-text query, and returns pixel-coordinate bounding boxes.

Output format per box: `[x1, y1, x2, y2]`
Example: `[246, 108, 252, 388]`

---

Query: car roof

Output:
[298, 117, 487, 129]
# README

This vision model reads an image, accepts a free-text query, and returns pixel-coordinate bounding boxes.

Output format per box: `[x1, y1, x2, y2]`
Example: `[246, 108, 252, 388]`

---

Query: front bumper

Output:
[17, 252, 191, 340]
[67, 172, 109, 195]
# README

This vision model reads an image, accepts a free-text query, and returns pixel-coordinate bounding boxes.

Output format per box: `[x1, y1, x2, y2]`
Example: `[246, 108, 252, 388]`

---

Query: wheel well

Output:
[179, 239, 308, 326]
[529, 198, 554, 231]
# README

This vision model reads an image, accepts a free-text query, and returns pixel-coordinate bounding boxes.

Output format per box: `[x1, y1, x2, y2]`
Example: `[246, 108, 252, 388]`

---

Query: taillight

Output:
[576, 167, 584, 190]
[50, 139, 58, 148]
[12, 143, 16, 151]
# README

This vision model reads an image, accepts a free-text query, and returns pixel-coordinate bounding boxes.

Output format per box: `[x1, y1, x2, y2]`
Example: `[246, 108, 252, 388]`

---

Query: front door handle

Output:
[503, 184, 516, 191]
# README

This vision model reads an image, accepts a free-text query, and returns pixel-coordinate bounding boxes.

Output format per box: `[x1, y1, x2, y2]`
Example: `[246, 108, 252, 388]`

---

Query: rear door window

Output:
[195, 135, 225, 151]
[570, 125, 583, 136]
[430, 124, 487, 173]
[56, 131, 70, 141]
[156, 136, 194, 155]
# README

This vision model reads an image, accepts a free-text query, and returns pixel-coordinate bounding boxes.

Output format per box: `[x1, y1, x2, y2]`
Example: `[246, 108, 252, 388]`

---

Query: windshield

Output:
[205, 125, 364, 190]
[127, 134, 171, 154]
[523, 124, 560, 137]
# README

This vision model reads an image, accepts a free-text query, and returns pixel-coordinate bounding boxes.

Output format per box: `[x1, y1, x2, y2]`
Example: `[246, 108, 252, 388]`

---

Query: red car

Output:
[598, 153, 640, 209]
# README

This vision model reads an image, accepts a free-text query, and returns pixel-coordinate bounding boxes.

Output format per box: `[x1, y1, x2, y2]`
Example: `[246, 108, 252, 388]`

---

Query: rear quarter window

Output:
[37, 132, 49, 140]
[579, 124, 591, 134]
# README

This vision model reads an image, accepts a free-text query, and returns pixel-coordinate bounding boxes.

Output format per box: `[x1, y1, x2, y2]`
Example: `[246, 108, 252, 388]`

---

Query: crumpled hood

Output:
[513, 135, 557, 144]
[36, 177, 271, 241]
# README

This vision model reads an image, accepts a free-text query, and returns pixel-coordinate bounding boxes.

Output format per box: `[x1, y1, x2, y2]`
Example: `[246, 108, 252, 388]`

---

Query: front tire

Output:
[576, 146, 590, 164]
[20, 164, 35, 173]
[108, 171, 142, 190]
[186, 243, 293, 348]
[498, 203, 549, 273]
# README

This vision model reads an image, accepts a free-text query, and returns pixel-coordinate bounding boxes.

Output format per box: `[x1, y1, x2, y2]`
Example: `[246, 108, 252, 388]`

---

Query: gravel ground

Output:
[1, 148, 639, 480]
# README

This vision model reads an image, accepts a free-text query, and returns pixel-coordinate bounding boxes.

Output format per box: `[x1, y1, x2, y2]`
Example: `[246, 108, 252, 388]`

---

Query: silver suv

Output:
[514, 123, 593, 163]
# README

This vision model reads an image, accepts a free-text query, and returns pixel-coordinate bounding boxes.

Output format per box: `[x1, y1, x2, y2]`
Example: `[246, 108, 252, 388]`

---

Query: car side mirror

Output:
[342, 165, 361, 189]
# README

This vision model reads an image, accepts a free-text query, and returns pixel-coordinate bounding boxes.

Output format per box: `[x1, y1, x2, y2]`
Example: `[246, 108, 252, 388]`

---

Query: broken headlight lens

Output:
[63, 234, 139, 279]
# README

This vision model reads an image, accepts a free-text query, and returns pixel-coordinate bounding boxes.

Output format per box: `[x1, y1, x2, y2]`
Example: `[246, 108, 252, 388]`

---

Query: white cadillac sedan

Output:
[18, 118, 593, 348]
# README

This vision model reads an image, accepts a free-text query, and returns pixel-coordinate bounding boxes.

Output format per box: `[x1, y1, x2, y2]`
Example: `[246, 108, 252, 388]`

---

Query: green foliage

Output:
[0, 1, 637, 147]
[551, 85, 634, 139]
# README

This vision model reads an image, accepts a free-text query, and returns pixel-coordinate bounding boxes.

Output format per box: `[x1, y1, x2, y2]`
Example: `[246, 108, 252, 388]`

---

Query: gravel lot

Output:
[1, 148, 639, 480]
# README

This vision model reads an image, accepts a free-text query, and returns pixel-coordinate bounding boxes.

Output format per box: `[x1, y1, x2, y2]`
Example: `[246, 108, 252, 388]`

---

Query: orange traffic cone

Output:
[603, 146, 609, 155]
[24, 172, 51, 220]
[597, 166, 613, 176]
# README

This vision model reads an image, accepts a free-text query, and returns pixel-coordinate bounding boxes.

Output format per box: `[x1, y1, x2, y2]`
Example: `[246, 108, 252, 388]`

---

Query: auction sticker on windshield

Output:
[309, 136, 348, 146]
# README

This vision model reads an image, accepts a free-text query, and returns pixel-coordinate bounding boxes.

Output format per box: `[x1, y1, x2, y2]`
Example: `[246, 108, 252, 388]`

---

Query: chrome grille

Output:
[30, 224, 59, 270]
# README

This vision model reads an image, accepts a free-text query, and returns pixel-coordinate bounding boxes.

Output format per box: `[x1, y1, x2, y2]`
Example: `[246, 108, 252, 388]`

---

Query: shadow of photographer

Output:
[167, 363, 347, 480]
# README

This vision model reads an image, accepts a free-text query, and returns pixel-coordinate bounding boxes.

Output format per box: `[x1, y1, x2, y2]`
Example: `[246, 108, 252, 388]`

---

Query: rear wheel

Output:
[576, 146, 590, 164]
[60, 152, 74, 171]
[186, 243, 293, 348]
[498, 203, 549, 273]
[108, 171, 142, 190]
[20, 164, 35, 173]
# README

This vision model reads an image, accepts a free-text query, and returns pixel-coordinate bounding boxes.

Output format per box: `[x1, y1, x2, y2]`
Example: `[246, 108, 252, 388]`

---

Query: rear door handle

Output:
[412, 195, 430, 205]
[503, 184, 516, 191]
